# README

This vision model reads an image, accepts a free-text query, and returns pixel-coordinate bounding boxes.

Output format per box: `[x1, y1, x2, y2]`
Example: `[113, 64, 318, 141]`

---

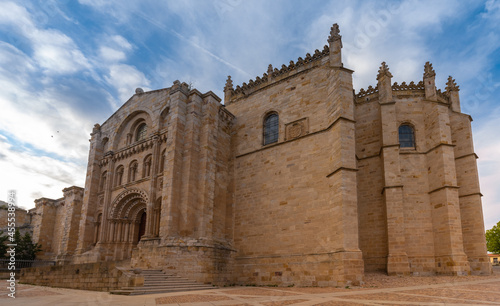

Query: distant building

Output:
[29, 23, 491, 287]
[489, 254, 499, 266]
[0, 200, 33, 237]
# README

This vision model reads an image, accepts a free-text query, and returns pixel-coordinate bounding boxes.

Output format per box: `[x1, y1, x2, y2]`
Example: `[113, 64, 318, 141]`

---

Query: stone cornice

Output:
[326, 167, 358, 178]
[98, 133, 167, 166]
[428, 185, 460, 194]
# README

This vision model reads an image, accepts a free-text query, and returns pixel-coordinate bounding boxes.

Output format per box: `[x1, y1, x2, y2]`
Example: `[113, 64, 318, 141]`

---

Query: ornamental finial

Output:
[377, 62, 393, 80]
[328, 23, 341, 43]
[445, 76, 459, 92]
[224, 75, 233, 91]
[423, 61, 436, 78]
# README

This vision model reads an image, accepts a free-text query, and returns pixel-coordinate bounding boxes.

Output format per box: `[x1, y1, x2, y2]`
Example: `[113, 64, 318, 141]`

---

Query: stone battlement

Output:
[355, 61, 460, 108]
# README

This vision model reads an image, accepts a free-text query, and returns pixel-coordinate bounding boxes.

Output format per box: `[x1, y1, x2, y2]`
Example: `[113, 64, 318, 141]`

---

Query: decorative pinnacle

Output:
[328, 23, 341, 43]
[423, 61, 436, 78]
[224, 75, 233, 91]
[377, 62, 393, 80]
[445, 76, 459, 92]
[267, 64, 273, 75]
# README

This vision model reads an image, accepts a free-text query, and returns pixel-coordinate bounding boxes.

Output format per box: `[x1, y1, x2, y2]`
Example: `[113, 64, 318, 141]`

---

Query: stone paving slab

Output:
[1, 269, 500, 305]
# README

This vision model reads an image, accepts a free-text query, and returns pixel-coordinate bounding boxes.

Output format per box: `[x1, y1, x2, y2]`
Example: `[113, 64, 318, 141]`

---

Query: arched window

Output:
[128, 161, 138, 182]
[264, 113, 279, 145]
[399, 124, 415, 148]
[143, 155, 152, 178]
[115, 166, 124, 186]
[135, 123, 147, 141]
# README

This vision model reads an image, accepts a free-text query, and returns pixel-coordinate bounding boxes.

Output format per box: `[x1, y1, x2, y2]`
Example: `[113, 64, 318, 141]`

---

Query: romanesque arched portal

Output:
[99, 188, 149, 260]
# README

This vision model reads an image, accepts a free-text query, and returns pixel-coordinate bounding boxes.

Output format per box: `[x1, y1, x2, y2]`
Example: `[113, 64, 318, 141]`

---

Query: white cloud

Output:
[475, 108, 500, 230]
[28, 29, 91, 74]
[97, 35, 133, 63]
[0, 138, 86, 209]
[99, 46, 127, 62]
[0, 1, 91, 75]
[104, 64, 150, 103]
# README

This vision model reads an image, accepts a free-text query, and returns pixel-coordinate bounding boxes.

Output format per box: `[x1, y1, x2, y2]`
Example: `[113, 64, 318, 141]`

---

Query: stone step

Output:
[112, 269, 216, 296]
[122, 284, 213, 290]
[142, 275, 184, 279]
[111, 286, 215, 296]
[143, 283, 212, 288]
[144, 281, 199, 286]
[144, 277, 190, 281]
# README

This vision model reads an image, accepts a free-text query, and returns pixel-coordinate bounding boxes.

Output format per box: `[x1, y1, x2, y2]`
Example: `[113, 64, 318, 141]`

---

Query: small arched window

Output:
[128, 161, 138, 182]
[136, 123, 147, 141]
[264, 113, 279, 145]
[115, 166, 124, 186]
[399, 124, 415, 148]
[143, 155, 152, 178]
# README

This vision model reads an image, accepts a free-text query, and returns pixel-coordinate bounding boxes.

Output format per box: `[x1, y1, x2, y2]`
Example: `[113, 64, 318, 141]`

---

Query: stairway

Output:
[111, 269, 217, 295]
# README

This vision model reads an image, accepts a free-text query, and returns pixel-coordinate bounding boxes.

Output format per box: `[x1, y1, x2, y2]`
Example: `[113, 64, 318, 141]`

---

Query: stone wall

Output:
[19, 262, 143, 291]
[0, 203, 32, 236]
[31, 187, 84, 261]
[131, 240, 234, 285]
[225, 37, 364, 286]
[353, 62, 491, 276]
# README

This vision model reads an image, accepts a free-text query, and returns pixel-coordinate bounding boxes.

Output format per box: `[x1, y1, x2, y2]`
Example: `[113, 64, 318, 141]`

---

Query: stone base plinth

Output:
[468, 256, 492, 275]
[387, 253, 411, 276]
[234, 250, 364, 287]
[435, 254, 471, 275]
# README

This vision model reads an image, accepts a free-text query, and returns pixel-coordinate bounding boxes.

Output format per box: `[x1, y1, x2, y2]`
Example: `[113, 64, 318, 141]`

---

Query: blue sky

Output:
[0, 0, 499, 230]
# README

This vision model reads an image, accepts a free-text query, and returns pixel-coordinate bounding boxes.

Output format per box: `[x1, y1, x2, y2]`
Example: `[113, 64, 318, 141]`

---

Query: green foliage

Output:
[15, 230, 43, 260]
[0, 231, 9, 259]
[486, 221, 500, 254]
[0, 229, 43, 260]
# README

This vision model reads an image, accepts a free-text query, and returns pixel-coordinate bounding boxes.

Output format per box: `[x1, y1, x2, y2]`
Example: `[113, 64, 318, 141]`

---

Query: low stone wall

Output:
[19, 262, 143, 292]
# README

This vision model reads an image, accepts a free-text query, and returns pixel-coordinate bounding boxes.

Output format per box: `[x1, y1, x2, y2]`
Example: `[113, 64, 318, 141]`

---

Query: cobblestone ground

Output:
[1, 266, 499, 305]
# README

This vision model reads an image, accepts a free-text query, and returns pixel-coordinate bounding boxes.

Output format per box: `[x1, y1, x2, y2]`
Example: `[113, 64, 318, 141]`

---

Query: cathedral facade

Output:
[31, 24, 491, 286]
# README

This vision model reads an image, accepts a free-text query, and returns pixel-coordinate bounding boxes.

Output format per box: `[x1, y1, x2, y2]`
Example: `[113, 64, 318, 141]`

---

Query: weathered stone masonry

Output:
[24, 23, 491, 289]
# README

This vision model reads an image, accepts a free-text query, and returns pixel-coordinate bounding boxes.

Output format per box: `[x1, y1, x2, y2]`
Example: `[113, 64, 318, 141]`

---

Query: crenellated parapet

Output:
[224, 24, 349, 105]
[225, 46, 330, 104]
[355, 61, 460, 108]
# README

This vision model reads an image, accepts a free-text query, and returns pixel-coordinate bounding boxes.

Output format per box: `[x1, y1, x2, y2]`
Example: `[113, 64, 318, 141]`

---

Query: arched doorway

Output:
[137, 210, 147, 242]
[105, 189, 149, 260]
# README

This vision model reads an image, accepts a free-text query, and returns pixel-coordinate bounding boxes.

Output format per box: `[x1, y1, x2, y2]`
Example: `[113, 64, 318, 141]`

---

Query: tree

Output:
[0, 231, 8, 259]
[15, 230, 42, 260]
[0, 230, 42, 261]
[486, 221, 500, 254]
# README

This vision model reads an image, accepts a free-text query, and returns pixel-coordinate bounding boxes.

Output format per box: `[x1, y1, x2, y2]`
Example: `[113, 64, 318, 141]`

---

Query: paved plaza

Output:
[2, 267, 500, 305]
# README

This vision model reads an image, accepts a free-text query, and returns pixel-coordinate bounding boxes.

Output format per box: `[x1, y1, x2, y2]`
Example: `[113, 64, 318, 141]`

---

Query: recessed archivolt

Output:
[109, 188, 149, 219]
[112, 110, 154, 150]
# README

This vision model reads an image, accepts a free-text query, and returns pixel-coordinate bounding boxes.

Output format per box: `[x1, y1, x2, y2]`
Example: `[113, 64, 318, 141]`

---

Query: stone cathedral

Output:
[29, 24, 491, 287]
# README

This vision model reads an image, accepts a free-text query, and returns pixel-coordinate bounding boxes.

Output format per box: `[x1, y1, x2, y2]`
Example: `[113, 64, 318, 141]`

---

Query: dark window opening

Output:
[264, 113, 279, 145]
[136, 123, 147, 141]
[399, 124, 415, 148]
